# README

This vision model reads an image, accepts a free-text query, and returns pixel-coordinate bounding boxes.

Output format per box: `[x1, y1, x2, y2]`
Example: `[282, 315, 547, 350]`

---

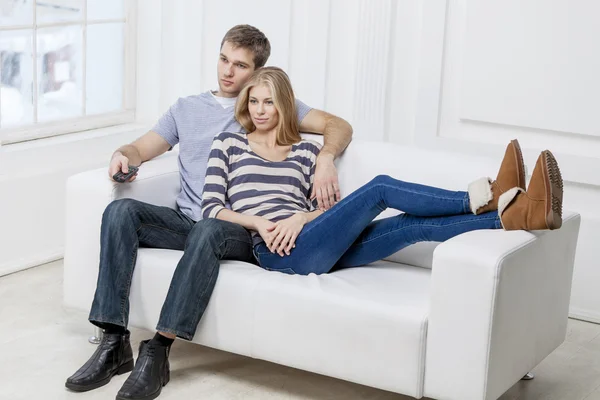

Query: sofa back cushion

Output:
[335, 139, 498, 195]
[331, 139, 499, 269]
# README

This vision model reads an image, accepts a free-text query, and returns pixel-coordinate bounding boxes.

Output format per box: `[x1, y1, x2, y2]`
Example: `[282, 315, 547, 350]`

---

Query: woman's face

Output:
[248, 84, 279, 132]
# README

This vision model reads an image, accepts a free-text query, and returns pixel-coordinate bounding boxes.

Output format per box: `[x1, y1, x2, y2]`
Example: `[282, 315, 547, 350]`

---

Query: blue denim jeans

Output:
[88, 199, 255, 340]
[254, 175, 502, 275]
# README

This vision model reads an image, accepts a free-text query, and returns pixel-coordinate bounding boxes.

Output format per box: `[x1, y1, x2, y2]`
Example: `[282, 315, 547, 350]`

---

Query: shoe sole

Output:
[511, 139, 526, 190]
[116, 389, 162, 400]
[115, 367, 170, 400]
[541, 150, 563, 230]
[65, 359, 134, 392]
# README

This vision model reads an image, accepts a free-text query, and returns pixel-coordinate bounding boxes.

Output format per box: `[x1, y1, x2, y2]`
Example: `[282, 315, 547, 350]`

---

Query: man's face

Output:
[216, 41, 256, 98]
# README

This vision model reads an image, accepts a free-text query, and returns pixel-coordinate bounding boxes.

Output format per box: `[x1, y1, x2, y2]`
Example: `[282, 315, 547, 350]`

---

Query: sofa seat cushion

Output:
[252, 260, 431, 397]
[128, 248, 266, 357]
[128, 249, 431, 398]
[384, 241, 440, 269]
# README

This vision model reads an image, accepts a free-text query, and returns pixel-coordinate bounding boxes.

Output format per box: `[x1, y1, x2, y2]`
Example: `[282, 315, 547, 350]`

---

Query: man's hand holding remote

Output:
[109, 152, 138, 183]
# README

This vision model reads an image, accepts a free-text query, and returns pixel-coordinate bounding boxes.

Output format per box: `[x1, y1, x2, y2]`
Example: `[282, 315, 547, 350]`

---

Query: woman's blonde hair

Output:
[235, 67, 301, 146]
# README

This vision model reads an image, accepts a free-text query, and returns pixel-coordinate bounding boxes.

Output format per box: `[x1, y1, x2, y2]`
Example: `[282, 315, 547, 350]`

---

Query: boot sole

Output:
[511, 139, 526, 189]
[541, 150, 563, 230]
[65, 359, 134, 392]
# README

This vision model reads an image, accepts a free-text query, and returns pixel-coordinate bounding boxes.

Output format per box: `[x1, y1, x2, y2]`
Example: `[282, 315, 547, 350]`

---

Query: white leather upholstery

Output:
[128, 250, 265, 358]
[424, 211, 580, 400]
[126, 252, 430, 397]
[252, 261, 430, 397]
[63, 139, 581, 400]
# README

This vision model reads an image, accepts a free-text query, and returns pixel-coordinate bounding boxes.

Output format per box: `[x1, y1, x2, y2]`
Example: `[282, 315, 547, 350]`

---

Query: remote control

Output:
[113, 165, 139, 183]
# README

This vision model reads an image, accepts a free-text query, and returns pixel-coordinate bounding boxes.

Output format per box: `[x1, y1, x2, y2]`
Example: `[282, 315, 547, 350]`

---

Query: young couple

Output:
[66, 25, 563, 400]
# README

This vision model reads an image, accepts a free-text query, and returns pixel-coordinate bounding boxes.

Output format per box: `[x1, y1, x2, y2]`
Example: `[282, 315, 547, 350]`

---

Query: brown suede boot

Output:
[468, 139, 526, 214]
[499, 150, 563, 230]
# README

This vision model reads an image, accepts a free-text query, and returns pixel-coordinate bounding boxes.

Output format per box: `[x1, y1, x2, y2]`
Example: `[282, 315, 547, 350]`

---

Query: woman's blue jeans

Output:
[254, 175, 501, 275]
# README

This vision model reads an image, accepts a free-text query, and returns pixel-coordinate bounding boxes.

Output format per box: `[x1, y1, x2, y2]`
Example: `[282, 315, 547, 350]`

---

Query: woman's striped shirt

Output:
[201, 131, 322, 244]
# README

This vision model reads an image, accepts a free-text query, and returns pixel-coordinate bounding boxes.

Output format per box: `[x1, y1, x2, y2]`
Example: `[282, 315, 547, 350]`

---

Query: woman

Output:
[201, 67, 563, 275]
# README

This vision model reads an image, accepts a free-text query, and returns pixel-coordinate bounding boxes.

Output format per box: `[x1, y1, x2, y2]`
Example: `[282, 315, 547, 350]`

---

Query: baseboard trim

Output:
[0, 251, 64, 277]
[569, 308, 600, 325]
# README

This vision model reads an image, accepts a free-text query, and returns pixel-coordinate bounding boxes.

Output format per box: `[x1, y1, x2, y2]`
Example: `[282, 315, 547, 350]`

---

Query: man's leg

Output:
[66, 199, 195, 393]
[89, 198, 195, 330]
[116, 218, 255, 400]
[156, 218, 255, 338]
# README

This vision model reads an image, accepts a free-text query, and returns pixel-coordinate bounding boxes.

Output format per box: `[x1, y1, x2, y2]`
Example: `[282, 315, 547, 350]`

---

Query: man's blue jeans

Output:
[88, 199, 255, 340]
[254, 175, 501, 275]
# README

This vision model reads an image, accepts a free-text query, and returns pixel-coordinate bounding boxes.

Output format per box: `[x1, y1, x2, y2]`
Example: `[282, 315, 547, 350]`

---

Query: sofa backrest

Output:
[335, 139, 498, 195]
[332, 138, 500, 269]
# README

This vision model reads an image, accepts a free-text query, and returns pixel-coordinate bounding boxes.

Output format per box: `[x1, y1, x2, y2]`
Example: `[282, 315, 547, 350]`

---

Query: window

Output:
[0, 0, 135, 144]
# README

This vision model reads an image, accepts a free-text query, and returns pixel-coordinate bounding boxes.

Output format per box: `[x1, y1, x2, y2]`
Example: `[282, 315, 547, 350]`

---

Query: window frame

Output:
[0, 0, 137, 144]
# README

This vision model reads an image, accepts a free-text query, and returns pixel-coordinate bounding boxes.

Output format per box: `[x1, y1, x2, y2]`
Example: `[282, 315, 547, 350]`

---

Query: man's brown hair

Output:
[221, 25, 271, 68]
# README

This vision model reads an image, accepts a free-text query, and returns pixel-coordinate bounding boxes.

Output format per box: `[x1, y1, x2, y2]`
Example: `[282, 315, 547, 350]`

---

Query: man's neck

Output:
[213, 90, 238, 98]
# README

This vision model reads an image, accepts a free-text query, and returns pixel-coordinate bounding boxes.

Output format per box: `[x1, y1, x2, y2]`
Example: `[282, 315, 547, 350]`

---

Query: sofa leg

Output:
[521, 372, 535, 380]
[88, 326, 103, 344]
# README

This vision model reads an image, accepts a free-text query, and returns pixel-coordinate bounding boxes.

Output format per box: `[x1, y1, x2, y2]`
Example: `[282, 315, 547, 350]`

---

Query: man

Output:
[65, 24, 352, 400]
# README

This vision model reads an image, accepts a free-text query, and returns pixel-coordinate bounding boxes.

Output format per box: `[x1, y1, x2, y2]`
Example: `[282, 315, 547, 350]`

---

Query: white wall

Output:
[412, 0, 600, 323]
[135, 0, 422, 145]
[2, 0, 599, 324]
[0, 125, 143, 276]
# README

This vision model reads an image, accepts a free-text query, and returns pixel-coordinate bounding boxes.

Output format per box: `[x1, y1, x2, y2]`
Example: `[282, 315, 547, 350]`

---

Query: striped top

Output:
[152, 91, 312, 221]
[201, 131, 322, 244]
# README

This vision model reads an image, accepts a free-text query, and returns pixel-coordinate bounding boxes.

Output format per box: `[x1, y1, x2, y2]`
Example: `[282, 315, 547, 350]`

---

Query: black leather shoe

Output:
[65, 331, 134, 392]
[116, 340, 170, 400]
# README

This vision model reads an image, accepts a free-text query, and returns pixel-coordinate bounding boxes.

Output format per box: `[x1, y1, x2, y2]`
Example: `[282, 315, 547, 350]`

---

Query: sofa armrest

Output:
[63, 152, 180, 310]
[424, 212, 581, 400]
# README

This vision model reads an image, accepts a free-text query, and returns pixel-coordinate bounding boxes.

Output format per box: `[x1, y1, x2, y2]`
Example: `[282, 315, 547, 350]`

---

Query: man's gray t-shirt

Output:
[152, 91, 312, 221]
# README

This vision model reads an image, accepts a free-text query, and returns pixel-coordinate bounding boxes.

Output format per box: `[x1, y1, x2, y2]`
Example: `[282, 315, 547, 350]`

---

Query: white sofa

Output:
[63, 138, 581, 400]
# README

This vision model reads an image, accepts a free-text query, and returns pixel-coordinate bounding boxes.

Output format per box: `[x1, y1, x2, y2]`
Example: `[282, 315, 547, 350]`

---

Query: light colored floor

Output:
[1, 261, 600, 400]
